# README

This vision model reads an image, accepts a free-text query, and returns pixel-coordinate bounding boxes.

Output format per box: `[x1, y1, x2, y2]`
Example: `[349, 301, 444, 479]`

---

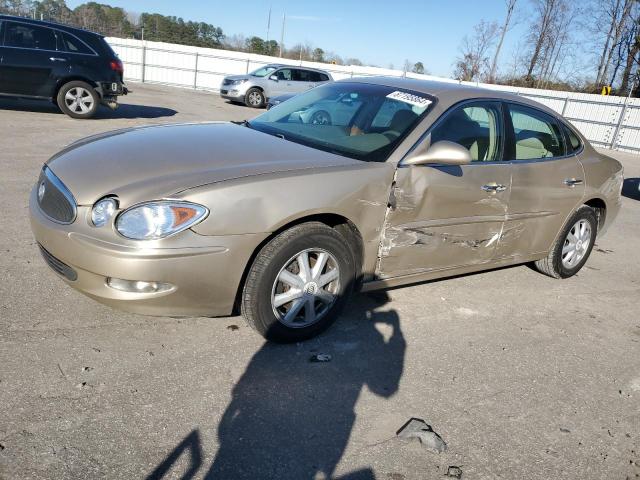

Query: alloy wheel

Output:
[562, 219, 592, 269]
[271, 248, 340, 328]
[248, 91, 263, 106]
[64, 87, 94, 114]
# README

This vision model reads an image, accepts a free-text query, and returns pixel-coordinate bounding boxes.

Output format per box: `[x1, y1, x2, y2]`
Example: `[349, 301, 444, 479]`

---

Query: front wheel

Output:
[534, 205, 598, 279]
[244, 88, 265, 108]
[241, 222, 355, 342]
[57, 81, 99, 119]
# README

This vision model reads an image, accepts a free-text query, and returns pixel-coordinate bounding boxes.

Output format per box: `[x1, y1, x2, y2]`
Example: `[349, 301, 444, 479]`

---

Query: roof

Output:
[341, 76, 557, 116]
[0, 14, 101, 37]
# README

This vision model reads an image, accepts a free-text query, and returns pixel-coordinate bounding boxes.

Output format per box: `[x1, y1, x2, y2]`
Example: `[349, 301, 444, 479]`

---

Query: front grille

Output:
[38, 245, 78, 281]
[220, 89, 228, 95]
[37, 166, 76, 224]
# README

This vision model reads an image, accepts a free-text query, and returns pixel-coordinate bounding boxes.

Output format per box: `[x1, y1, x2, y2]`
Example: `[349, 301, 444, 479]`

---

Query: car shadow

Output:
[0, 97, 177, 119]
[622, 178, 640, 201]
[146, 291, 405, 480]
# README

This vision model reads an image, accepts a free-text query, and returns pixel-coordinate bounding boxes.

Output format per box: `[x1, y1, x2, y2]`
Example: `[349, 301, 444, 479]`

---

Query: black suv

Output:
[0, 15, 127, 119]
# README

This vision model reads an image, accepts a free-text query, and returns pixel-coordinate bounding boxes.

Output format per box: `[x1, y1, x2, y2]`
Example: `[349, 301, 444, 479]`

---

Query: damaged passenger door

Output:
[378, 100, 512, 279]
[494, 102, 585, 260]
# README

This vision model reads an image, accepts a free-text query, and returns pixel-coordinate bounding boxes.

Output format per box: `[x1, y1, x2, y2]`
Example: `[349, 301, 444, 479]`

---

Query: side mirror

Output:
[269, 74, 279, 81]
[401, 140, 472, 167]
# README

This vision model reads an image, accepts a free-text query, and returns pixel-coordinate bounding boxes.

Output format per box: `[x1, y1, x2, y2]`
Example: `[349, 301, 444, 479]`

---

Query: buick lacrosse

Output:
[30, 78, 623, 342]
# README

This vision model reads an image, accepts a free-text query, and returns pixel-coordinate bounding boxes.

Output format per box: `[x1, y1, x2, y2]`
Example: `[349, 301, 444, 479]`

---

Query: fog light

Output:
[91, 197, 118, 227]
[107, 277, 172, 293]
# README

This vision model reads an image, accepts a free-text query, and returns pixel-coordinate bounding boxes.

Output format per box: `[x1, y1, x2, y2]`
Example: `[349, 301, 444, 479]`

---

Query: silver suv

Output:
[220, 64, 333, 108]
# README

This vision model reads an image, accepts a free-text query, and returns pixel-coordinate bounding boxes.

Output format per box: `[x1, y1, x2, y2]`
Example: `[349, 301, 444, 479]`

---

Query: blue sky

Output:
[67, 0, 529, 77]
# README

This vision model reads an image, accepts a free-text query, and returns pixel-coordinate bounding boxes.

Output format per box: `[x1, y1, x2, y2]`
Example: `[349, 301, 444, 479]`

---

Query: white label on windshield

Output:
[386, 91, 432, 108]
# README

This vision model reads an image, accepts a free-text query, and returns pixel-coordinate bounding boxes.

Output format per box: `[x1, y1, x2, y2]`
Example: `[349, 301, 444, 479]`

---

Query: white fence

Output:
[107, 37, 640, 154]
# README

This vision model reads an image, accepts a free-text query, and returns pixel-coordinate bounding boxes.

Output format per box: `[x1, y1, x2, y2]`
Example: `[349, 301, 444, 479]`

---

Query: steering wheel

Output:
[382, 130, 401, 141]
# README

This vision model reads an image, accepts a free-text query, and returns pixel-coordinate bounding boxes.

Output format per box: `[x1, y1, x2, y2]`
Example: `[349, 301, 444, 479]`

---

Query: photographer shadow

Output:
[204, 290, 405, 479]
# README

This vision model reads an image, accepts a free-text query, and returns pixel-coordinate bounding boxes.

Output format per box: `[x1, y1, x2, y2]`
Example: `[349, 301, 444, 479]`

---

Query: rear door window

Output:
[307, 71, 322, 82]
[60, 31, 94, 55]
[4, 21, 57, 50]
[508, 103, 565, 159]
[292, 69, 312, 82]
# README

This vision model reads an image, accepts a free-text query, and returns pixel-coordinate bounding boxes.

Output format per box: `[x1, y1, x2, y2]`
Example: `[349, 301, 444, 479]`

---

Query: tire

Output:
[241, 222, 356, 342]
[534, 205, 598, 279]
[311, 110, 332, 125]
[244, 88, 265, 108]
[57, 81, 99, 119]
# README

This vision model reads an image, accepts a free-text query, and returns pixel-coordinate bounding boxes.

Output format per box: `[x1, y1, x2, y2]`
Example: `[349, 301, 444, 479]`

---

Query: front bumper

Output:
[29, 187, 268, 317]
[220, 82, 250, 101]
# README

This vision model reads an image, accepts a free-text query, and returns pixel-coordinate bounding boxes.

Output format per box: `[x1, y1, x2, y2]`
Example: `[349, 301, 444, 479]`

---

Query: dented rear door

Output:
[494, 102, 585, 261]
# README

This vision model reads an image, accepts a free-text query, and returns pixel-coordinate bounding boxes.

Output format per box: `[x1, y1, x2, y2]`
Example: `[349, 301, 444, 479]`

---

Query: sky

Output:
[66, 0, 531, 77]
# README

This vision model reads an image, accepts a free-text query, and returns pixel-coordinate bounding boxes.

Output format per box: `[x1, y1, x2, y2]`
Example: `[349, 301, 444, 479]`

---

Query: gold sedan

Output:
[30, 78, 623, 342]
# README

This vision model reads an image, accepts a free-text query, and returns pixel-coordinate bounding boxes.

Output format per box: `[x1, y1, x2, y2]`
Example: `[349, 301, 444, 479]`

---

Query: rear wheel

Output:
[244, 88, 265, 108]
[57, 81, 99, 119]
[534, 205, 597, 279]
[241, 222, 355, 342]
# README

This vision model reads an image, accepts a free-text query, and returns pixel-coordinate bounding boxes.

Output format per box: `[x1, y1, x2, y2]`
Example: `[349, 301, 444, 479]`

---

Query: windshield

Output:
[251, 66, 278, 77]
[250, 82, 436, 162]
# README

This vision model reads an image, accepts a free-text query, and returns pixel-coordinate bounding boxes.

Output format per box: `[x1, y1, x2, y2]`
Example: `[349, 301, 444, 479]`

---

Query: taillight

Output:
[109, 59, 123, 74]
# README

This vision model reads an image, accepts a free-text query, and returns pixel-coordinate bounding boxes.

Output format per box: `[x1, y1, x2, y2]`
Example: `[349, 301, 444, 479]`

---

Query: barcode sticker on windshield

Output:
[386, 91, 432, 108]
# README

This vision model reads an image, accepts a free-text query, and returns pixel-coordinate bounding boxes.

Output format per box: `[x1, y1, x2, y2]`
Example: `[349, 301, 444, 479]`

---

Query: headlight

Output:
[91, 197, 118, 227]
[115, 201, 208, 240]
[231, 79, 247, 85]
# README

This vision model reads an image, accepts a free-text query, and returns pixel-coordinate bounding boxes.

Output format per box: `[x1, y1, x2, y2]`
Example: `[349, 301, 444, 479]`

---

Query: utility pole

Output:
[266, 7, 271, 43]
[279, 13, 286, 57]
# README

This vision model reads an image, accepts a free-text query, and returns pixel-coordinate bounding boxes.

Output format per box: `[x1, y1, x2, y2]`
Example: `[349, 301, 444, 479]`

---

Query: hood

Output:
[46, 122, 358, 206]
[225, 75, 250, 81]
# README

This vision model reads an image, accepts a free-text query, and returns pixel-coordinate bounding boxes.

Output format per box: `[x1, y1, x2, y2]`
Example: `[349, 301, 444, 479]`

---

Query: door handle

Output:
[49, 57, 67, 62]
[564, 178, 583, 187]
[481, 183, 507, 193]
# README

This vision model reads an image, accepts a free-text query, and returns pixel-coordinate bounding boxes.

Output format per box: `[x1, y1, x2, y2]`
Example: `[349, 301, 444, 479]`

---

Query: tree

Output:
[595, 0, 636, 86]
[412, 61, 425, 74]
[619, 4, 640, 93]
[489, 0, 517, 83]
[524, 0, 569, 82]
[453, 20, 499, 81]
[245, 36, 265, 54]
[311, 47, 325, 62]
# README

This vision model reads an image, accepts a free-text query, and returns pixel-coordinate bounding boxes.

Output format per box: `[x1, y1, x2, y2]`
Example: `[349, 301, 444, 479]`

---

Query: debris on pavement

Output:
[226, 324, 239, 331]
[560, 427, 571, 433]
[309, 353, 332, 363]
[445, 465, 463, 478]
[396, 418, 447, 453]
[82, 366, 92, 372]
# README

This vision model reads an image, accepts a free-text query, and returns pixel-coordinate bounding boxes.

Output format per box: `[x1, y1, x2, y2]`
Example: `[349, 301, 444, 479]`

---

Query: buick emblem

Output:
[38, 181, 46, 202]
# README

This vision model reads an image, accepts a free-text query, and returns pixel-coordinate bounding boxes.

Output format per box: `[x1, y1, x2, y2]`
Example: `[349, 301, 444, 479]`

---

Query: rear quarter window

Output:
[60, 31, 94, 55]
[563, 124, 582, 153]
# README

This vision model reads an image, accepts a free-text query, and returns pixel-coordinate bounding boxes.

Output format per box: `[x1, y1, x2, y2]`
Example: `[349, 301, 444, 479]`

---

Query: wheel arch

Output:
[53, 76, 100, 100]
[232, 213, 365, 315]
[583, 197, 607, 231]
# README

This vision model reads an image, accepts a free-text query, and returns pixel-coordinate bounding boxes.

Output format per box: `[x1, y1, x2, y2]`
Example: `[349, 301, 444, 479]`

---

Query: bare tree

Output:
[453, 20, 500, 81]
[525, 0, 567, 82]
[619, 3, 640, 92]
[595, 0, 637, 85]
[489, 0, 518, 83]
